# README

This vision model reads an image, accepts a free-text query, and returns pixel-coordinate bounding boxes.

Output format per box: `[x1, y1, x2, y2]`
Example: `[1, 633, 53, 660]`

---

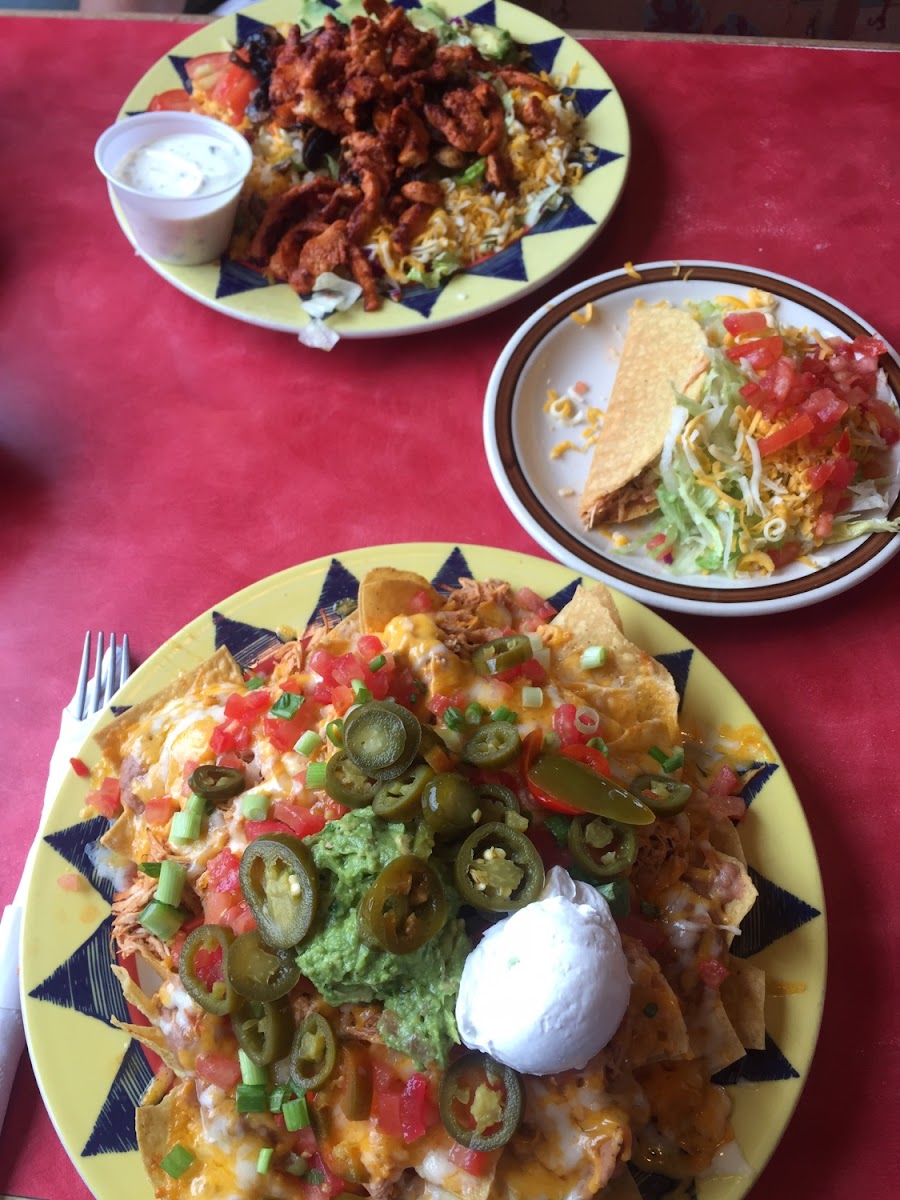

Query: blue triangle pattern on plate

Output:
[464, 0, 496, 24]
[731, 866, 821, 959]
[216, 258, 271, 300]
[466, 239, 527, 282]
[213, 612, 283, 670]
[431, 547, 473, 592]
[524, 36, 563, 73]
[545, 577, 582, 613]
[236, 11, 282, 44]
[110, 704, 131, 717]
[304, 558, 362, 629]
[29, 917, 129, 1027]
[43, 816, 118, 904]
[396, 286, 441, 320]
[528, 199, 595, 235]
[393, 0, 423, 9]
[568, 86, 611, 117]
[629, 1166, 697, 1200]
[654, 649, 692, 712]
[712, 1033, 800, 1085]
[578, 145, 626, 175]
[169, 55, 192, 92]
[739, 760, 779, 808]
[82, 1041, 156, 1156]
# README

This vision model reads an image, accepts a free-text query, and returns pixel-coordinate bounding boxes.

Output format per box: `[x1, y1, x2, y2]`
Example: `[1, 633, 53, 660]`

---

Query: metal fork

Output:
[73, 632, 132, 719]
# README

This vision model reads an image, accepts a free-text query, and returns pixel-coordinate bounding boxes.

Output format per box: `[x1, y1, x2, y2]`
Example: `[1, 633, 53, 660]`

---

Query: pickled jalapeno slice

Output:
[290, 1012, 338, 1091]
[357, 855, 447, 954]
[567, 815, 638, 879]
[461, 723, 521, 769]
[239, 833, 318, 950]
[227, 928, 301, 1001]
[472, 635, 532, 677]
[454, 822, 544, 913]
[421, 772, 480, 840]
[187, 765, 246, 803]
[630, 773, 692, 816]
[372, 762, 435, 822]
[439, 1051, 523, 1151]
[180, 924, 236, 1016]
[343, 702, 410, 773]
[232, 995, 294, 1066]
[527, 753, 656, 825]
[324, 750, 378, 809]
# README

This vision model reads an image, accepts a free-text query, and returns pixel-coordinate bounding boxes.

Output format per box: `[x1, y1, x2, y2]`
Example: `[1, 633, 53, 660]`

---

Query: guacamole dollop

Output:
[295, 807, 470, 1067]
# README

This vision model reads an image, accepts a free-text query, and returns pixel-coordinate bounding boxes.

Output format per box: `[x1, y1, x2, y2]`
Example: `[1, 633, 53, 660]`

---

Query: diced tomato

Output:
[142, 795, 175, 825]
[708, 765, 742, 797]
[204, 888, 239, 925]
[739, 380, 760, 399]
[224, 689, 271, 724]
[408, 589, 433, 613]
[814, 512, 833, 539]
[708, 791, 747, 821]
[330, 684, 356, 716]
[309, 648, 337, 683]
[448, 1144, 494, 1176]
[147, 89, 194, 113]
[552, 702, 586, 747]
[399, 1073, 435, 1144]
[515, 586, 556, 621]
[373, 1085, 404, 1138]
[862, 396, 900, 445]
[520, 657, 547, 685]
[725, 335, 783, 370]
[806, 461, 836, 491]
[86, 776, 122, 818]
[209, 61, 257, 125]
[428, 692, 467, 720]
[270, 800, 327, 840]
[245, 818, 294, 839]
[185, 51, 232, 89]
[768, 541, 802, 569]
[723, 311, 768, 336]
[357, 634, 384, 659]
[801, 386, 848, 428]
[215, 751, 246, 772]
[210, 718, 252, 754]
[697, 957, 730, 988]
[264, 707, 315, 753]
[617, 914, 668, 954]
[756, 411, 815, 457]
[206, 848, 241, 893]
[69, 757, 90, 778]
[191, 944, 224, 987]
[170, 914, 205, 965]
[330, 653, 365, 688]
[195, 1053, 242, 1090]
[560, 742, 611, 777]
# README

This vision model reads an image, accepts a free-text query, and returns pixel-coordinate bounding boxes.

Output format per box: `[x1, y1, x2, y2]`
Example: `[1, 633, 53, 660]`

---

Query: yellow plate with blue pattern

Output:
[21, 544, 825, 1200]
[108, 0, 629, 338]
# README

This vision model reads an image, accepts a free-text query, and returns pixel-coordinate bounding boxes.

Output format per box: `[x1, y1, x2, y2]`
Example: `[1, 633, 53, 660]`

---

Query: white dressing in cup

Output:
[95, 112, 253, 267]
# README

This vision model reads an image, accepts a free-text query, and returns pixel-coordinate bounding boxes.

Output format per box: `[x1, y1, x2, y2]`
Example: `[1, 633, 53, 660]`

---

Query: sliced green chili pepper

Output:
[187, 764, 245, 803]
[476, 782, 521, 823]
[630, 773, 692, 816]
[227, 928, 302, 1001]
[232, 995, 294, 1066]
[368, 704, 422, 781]
[339, 1042, 373, 1121]
[472, 634, 532, 677]
[568, 815, 637, 879]
[461, 723, 521, 769]
[454, 822, 544, 913]
[239, 833, 318, 950]
[179, 924, 236, 1016]
[290, 1012, 338, 1091]
[343, 702, 410, 773]
[439, 1051, 523, 1151]
[421, 772, 481, 840]
[372, 762, 435, 822]
[357, 855, 447, 954]
[324, 750, 378, 809]
[527, 753, 656, 825]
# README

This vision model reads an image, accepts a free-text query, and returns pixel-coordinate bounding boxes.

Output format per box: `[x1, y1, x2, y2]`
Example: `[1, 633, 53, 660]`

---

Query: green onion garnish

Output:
[294, 730, 322, 757]
[283, 1152, 309, 1177]
[443, 705, 464, 731]
[648, 746, 669, 767]
[235, 1084, 268, 1114]
[464, 702, 485, 725]
[160, 1145, 194, 1179]
[587, 736, 608, 755]
[306, 762, 327, 790]
[239, 1049, 266, 1087]
[521, 686, 543, 709]
[351, 679, 372, 703]
[491, 706, 518, 723]
[307, 1171, 326, 1187]
[155, 860, 187, 908]
[542, 731, 561, 751]
[256, 1148, 274, 1175]
[640, 901, 660, 918]
[244, 674, 266, 690]
[241, 792, 269, 821]
[325, 719, 344, 747]
[543, 813, 571, 846]
[169, 809, 202, 845]
[137, 899, 185, 942]
[579, 645, 607, 670]
[268, 1084, 293, 1113]
[643, 1003, 659, 1018]
[138, 862, 162, 878]
[282, 1094, 310, 1131]
[663, 747, 686, 772]
[184, 793, 207, 817]
[270, 692, 304, 720]
[368, 654, 386, 672]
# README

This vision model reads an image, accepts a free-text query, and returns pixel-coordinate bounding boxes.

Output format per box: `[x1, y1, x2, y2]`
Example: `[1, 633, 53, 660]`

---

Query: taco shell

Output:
[580, 305, 709, 528]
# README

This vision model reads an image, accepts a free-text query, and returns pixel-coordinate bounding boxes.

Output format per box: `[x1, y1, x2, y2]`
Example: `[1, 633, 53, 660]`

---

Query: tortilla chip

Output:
[682, 988, 747, 1075]
[717, 851, 758, 932]
[706, 815, 747, 867]
[617, 936, 690, 1067]
[358, 568, 440, 634]
[136, 1078, 193, 1190]
[93, 646, 245, 765]
[580, 305, 709, 527]
[720, 958, 766, 1051]
[110, 964, 186, 1076]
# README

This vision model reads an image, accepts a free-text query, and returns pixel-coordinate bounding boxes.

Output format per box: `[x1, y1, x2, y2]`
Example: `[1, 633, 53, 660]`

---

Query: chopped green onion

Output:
[532, 646, 551, 670]
[241, 792, 269, 821]
[595, 878, 630, 918]
[640, 901, 660, 918]
[282, 1094, 310, 1131]
[235, 1084, 268, 1114]
[663, 747, 686, 772]
[294, 730, 323, 757]
[350, 679, 372, 703]
[443, 705, 465, 731]
[239, 1049, 266, 1087]
[256, 1148, 274, 1175]
[648, 746, 669, 767]
[325, 719, 344, 747]
[283, 1152, 309, 1177]
[579, 645, 607, 670]
[542, 730, 560, 751]
[244, 674, 266, 690]
[587, 736, 608, 755]
[138, 899, 185, 942]
[491, 706, 518, 723]
[268, 1084, 293, 1113]
[270, 692, 304, 720]
[456, 156, 486, 186]
[185, 793, 207, 817]
[521, 686, 543, 709]
[368, 654, 386, 672]
[156, 860, 187, 908]
[169, 809, 202, 844]
[527, 633, 544, 655]
[543, 813, 571, 846]
[464, 702, 485, 725]
[160, 1145, 194, 1179]
[643, 1003, 659, 1018]
[306, 1171, 326, 1187]
[306, 761, 327, 790]
[138, 862, 162, 878]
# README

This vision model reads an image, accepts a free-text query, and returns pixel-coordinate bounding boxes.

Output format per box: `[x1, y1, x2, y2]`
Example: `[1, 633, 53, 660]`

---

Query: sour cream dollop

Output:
[455, 866, 631, 1075]
[114, 132, 246, 199]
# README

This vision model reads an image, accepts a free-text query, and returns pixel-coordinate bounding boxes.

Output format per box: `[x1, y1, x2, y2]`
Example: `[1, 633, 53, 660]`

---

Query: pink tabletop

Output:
[1, 15, 898, 1200]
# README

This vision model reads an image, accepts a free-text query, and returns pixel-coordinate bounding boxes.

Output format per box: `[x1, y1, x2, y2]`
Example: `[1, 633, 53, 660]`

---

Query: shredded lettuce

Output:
[408, 252, 461, 290]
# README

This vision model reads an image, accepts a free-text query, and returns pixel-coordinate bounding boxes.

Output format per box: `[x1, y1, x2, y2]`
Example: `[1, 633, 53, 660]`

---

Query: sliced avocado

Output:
[332, 0, 368, 22]
[407, 3, 454, 38]
[469, 22, 516, 62]
[297, 0, 340, 29]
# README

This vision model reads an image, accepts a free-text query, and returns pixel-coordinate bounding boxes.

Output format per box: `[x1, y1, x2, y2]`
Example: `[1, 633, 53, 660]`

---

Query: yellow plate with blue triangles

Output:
[107, 0, 629, 338]
[22, 544, 824, 1200]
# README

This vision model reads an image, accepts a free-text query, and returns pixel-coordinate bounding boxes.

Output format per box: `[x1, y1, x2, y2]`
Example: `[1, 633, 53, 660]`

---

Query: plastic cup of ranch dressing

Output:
[95, 111, 253, 267]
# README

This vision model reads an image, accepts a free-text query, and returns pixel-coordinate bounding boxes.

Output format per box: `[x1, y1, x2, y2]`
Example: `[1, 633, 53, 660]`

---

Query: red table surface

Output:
[1, 15, 898, 1200]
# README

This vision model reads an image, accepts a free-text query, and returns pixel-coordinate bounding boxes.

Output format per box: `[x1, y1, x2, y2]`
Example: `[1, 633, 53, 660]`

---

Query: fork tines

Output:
[76, 632, 132, 720]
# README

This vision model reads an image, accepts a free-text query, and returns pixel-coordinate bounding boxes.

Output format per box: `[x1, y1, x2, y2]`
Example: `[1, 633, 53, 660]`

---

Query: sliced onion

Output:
[574, 706, 600, 736]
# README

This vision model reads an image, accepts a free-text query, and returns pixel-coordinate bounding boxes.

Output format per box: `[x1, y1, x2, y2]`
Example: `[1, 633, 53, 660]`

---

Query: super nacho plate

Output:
[22, 544, 825, 1200]
[107, 0, 629, 341]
